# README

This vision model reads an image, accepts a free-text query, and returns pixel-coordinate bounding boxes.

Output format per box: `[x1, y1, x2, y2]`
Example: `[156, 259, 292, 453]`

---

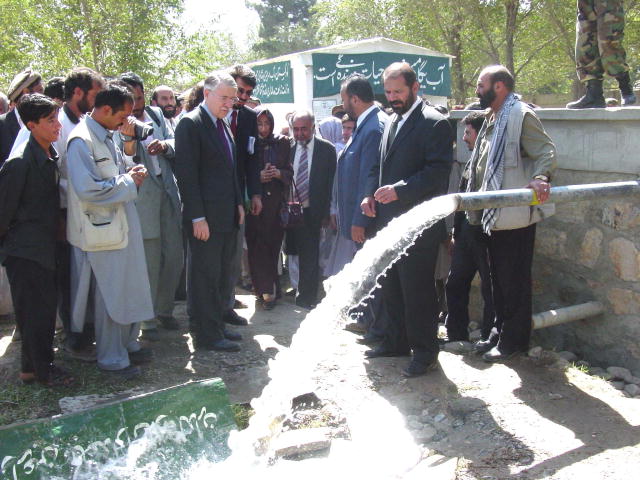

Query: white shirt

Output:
[293, 136, 315, 208]
[356, 104, 378, 130]
[394, 97, 422, 133]
[53, 106, 84, 208]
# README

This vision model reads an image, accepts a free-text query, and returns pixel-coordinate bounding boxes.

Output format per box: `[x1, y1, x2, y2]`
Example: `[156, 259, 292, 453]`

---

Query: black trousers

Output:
[4, 256, 57, 380]
[445, 218, 495, 341]
[487, 223, 536, 353]
[187, 230, 237, 345]
[379, 224, 442, 363]
[289, 209, 321, 305]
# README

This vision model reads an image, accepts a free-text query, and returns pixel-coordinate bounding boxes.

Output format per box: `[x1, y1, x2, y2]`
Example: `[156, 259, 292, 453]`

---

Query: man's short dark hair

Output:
[485, 65, 515, 92]
[228, 64, 257, 88]
[17, 93, 59, 126]
[462, 111, 485, 134]
[382, 62, 417, 88]
[94, 81, 134, 113]
[341, 73, 374, 103]
[64, 67, 103, 101]
[44, 77, 64, 101]
[119, 72, 145, 93]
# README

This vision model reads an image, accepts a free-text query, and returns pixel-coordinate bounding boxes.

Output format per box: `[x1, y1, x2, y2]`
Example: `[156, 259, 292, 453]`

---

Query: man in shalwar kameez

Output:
[66, 82, 154, 377]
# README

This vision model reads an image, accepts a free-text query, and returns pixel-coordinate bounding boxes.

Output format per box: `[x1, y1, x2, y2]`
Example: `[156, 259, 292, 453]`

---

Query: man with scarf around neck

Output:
[467, 65, 556, 362]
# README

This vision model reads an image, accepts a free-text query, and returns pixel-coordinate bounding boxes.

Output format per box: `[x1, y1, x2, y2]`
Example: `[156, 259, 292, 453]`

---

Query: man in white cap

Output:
[0, 68, 43, 165]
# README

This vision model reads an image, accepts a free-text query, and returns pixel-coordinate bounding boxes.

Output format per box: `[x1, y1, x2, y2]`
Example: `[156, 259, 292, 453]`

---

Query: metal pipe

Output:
[532, 301, 604, 330]
[453, 181, 640, 212]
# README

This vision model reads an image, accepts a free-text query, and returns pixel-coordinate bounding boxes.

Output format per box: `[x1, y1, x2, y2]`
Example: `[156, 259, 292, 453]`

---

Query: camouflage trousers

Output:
[575, 0, 629, 82]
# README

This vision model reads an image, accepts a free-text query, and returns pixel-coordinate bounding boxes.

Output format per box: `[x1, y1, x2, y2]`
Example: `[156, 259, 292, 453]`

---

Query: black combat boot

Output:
[566, 79, 606, 109]
[616, 72, 637, 106]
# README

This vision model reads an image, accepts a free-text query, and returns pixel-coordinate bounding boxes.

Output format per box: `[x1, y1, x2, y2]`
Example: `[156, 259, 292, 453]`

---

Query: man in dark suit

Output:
[222, 65, 262, 324]
[0, 69, 44, 166]
[361, 62, 453, 377]
[288, 110, 336, 309]
[174, 73, 245, 352]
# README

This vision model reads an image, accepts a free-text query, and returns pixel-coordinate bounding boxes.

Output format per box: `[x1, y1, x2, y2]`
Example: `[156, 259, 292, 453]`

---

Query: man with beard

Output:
[1, 69, 44, 165]
[56, 67, 104, 358]
[151, 85, 178, 134]
[361, 62, 452, 377]
[119, 73, 183, 341]
[224, 64, 262, 325]
[468, 65, 555, 362]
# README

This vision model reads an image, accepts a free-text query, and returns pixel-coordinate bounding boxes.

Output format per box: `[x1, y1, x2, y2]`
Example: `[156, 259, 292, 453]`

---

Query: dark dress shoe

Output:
[224, 329, 242, 341]
[140, 328, 160, 341]
[223, 310, 248, 326]
[234, 299, 249, 309]
[365, 346, 410, 358]
[129, 347, 153, 365]
[101, 365, 142, 379]
[474, 338, 497, 354]
[158, 315, 180, 330]
[482, 346, 519, 363]
[402, 359, 438, 378]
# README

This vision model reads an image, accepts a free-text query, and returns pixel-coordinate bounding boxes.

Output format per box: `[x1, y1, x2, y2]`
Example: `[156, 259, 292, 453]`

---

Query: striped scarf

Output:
[466, 92, 519, 234]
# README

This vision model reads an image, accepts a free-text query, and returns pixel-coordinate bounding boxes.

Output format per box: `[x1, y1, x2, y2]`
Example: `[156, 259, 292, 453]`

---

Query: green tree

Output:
[247, 0, 321, 59]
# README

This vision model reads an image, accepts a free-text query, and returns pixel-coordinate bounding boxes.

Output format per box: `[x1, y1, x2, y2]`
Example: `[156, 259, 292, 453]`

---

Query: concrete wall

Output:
[450, 107, 640, 372]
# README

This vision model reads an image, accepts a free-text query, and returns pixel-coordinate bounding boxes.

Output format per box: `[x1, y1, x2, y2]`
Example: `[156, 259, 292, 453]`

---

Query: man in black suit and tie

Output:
[361, 62, 453, 377]
[288, 110, 337, 309]
[174, 73, 245, 352]
[223, 64, 262, 324]
[0, 69, 44, 166]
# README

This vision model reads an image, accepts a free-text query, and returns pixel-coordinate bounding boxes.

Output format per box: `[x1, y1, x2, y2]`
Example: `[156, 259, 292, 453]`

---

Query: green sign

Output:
[253, 60, 294, 103]
[312, 52, 451, 98]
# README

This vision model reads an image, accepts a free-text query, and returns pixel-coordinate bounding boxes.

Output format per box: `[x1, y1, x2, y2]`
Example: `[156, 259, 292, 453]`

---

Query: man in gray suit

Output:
[119, 73, 183, 340]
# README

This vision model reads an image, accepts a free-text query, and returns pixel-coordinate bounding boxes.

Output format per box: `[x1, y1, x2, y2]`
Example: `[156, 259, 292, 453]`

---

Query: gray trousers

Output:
[141, 192, 184, 329]
[93, 275, 141, 371]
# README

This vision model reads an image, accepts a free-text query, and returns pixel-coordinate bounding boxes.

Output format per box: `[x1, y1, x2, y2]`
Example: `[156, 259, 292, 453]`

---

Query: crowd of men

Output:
[0, 53, 562, 386]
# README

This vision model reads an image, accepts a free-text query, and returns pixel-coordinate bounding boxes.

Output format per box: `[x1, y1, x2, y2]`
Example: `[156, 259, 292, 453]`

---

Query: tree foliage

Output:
[247, 0, 322, 59]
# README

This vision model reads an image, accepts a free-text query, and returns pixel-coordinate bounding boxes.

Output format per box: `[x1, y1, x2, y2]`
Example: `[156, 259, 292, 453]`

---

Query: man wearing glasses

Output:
[223, 64, 262, 325]
[174, 73, 245, 352]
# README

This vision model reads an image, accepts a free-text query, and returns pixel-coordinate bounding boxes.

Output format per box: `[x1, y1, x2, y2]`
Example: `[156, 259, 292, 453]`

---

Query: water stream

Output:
[61, 193, 459, 479]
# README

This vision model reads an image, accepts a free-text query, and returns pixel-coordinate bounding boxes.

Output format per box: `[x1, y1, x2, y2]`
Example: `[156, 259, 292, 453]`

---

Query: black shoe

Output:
[295, 299, 315, 310]
[617, 72, 637, 106]
[140, 328, 160, 341]
[224, 329, 242, 341]
[129, 347, 153, 365]
[234, 299, 248, 309]
[101, 365, 142, 379]
[224, 310, 248, 326]
[365, 346, 410, 358]
[204, 339, 241, 352]
[474, 338, 497, 354]
[158, 316, 180, 330]
[482, 346, 520, 363]
[402, 358, 438, 378]
[438, 336, 468, 346]
[566, 79, 605, 108]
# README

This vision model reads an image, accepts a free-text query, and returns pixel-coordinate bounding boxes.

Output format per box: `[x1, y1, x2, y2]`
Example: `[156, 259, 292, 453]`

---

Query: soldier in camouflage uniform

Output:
[567, 0, 636, 108]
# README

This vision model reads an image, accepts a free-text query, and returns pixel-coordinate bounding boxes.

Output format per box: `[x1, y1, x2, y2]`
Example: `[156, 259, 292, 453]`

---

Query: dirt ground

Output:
[1, 289, 639, 479]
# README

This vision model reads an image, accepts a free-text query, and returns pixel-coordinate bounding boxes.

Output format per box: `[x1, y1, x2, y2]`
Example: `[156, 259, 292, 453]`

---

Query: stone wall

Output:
[450, 108, 640, 372]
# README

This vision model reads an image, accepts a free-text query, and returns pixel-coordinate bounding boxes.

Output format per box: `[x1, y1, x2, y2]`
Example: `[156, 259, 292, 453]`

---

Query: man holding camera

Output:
[118, 73, 183, 341]
[67, 81, 153, 378]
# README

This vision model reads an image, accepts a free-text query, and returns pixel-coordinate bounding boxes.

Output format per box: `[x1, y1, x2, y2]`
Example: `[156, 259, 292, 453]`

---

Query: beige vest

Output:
[491, 102, 555, 231]
[66, 121, 129, 251]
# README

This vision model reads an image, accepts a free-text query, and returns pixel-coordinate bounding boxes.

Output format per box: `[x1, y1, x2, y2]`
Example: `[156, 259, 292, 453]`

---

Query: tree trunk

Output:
[504, 0, 518, 76]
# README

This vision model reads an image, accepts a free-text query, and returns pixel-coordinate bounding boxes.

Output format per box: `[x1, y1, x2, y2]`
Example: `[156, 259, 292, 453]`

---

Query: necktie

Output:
[386, 114, 402, 150]
[104, 132, 120, 171]
[231, 110, 238, 137]
[216, 118, 233, 166]
[296, 144, 309, 204]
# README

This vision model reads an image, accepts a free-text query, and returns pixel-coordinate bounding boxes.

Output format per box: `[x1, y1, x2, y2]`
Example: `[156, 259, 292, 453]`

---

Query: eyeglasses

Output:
[237, 86, 253, 96]
[213, 94, 238, 104]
